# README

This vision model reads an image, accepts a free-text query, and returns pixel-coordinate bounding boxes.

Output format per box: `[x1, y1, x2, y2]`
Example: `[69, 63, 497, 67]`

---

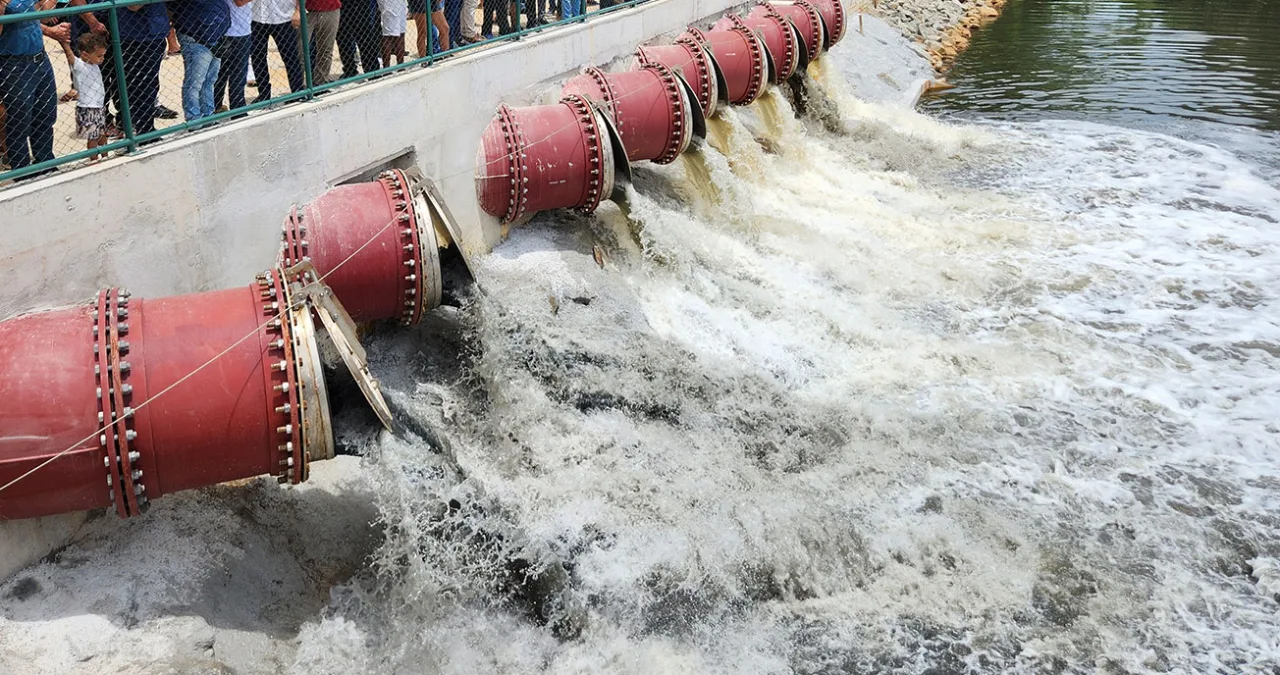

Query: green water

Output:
[923, 0, 1280, 132]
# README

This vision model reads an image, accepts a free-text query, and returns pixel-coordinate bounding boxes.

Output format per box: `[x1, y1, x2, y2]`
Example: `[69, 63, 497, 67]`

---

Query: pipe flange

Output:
[281, 205, 307, 268]
[761, 5, 797, 79]
[678, 26, 710, 49]
[255, 269, 304, 484]
[660, 43, 714, 117]
[582, 67, 619, 120]
[284, 276, 333, 478]
[728, 21, 767, 105]
[669, 36, 716, 115]
[640, 63, 689, 165]
[93, 288, 142, 517]
[377, 169, 427, 325]
[561, 94, 607, 214]
[828, 0, 845, 45]
[494, 104, 530, 225]
[791, 0, 826, 58]
[409, 187, 444, 314]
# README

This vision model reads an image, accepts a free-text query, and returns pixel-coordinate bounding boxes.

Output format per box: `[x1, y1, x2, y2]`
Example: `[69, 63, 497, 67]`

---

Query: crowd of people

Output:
[0, 0, 630, 178]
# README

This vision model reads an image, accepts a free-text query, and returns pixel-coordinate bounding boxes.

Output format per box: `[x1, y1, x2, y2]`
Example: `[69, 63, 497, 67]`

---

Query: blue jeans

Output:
[444, 0, 462, 40]
[0, 53, 58, 170]
[177, 33, 221, 121]
[560, 0, 580, 19]
[213, 35, 251, 110]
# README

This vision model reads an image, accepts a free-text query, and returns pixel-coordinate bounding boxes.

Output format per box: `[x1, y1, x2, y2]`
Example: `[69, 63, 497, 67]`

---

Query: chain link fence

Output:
[0, 0, 640, 186]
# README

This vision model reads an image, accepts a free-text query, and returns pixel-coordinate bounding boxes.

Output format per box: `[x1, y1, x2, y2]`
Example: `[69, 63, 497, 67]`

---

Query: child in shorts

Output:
[63, 32, 109, 161]
[379, 0, 408, 66]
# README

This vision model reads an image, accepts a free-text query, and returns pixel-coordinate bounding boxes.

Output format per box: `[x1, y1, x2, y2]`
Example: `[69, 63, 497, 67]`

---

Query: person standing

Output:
[249, 0, 303, 100]
[61, 32, 107, 160]
[458, 0, 478, 43]
[335, 0, 378, 77]
[376, 0, 404, 65]
[301, 0, 340, 85]
[0, 0, 61, 172]
[213, 0, 252, 111]
[480, 0, 506, 37]
[172, 0, 231, 121]
[409, 0, 445, 56]
[115, 1, 170, 134]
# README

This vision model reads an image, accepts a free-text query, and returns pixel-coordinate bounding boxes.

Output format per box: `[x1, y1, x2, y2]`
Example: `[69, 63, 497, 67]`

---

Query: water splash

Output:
[300, 37, 1280, 675]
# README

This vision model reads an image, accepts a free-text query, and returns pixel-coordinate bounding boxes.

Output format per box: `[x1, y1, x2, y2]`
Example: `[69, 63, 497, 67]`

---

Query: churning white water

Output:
[290, 52, 1280, 674]
[4, 30, 1279, 675]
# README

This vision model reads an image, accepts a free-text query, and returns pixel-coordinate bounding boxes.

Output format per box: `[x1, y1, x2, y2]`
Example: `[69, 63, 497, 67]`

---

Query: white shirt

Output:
[252, 0, 294, 25]
[226, 0, 253, 37]
[72, 57, 105, 109]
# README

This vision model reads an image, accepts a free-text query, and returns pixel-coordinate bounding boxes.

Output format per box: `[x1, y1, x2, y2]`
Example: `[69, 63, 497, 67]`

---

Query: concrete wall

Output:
[0, 0, 748, 322]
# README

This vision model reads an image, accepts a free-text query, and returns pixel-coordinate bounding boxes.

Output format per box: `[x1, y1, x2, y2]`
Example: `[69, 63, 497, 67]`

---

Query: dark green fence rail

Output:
[0, 0, 647, 186]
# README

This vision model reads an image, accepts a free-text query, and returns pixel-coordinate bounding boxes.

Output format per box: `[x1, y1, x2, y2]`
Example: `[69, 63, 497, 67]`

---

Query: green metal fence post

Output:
[296, 0, 314, 97]
[105, 0, 139, 154]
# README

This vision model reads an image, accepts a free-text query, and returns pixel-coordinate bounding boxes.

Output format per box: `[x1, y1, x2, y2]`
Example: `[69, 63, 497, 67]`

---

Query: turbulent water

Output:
[286, 39, 1280, 675]
[3, 19, 1279, 675]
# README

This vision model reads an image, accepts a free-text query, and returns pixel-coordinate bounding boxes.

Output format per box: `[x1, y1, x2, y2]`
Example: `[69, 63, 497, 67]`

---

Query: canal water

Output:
[923, 0, 1280, 172]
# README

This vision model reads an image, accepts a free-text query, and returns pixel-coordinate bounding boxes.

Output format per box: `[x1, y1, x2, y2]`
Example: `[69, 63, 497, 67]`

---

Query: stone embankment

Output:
[868, 0, 1005, 73]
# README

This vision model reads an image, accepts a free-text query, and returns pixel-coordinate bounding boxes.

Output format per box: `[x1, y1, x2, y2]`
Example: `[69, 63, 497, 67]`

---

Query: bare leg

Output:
[432, 8, 450, 50]
[411, 12, 427, 57]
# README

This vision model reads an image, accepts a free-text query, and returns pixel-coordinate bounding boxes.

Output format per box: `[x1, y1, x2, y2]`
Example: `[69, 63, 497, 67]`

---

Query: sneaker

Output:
[156, 105, 179, 119]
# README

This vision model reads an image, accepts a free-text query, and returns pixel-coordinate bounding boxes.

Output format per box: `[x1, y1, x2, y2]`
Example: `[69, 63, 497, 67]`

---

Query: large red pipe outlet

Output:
[476, 94, 620, 225]
[0, 271, 331, 520]
[741, 7, 801, 82]
[561, 64, 693, 165]
[635, 41, 721, 118]
[806, 0, 846, 48]
[770, 0, 826, 63]
[280, 169, 442, 326]
[682, 23, 767, 106]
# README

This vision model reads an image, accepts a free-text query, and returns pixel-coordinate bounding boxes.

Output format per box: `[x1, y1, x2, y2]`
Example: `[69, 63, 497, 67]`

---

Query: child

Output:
[63, 32, 109, 161]
[379, 0, 408, 66]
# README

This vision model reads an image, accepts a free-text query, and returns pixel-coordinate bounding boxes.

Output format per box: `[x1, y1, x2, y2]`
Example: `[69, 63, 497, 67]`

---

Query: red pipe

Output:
[280, 169, 441, 325]
[476, 94, 621, 224]
[770, 1, 826, 63]
[561, 64, 693, 165]
[740, 7, 800, 82]
[682, 23, 767, 106]
[0, 271, 330, 520]
[635, 41, 721, 118]
[806, 0, 846, 48]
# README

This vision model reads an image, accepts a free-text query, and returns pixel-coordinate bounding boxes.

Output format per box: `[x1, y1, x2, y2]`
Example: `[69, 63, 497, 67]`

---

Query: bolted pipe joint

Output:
[770, 0, 827, 64]
[683, 21, 769, 106]
[0, 272, 333, 520]
[806, 0, 847, 49]
[475, 94, 627, 225]
[561, 64, 696, 165]
[279, 169, 444, 325]
[744, 4, 803, 81]
[635, 41, 723, 119]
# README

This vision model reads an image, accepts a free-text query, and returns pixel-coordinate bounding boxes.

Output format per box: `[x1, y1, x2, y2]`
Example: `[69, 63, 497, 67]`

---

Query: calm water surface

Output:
[924, 0, 1280, 140]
